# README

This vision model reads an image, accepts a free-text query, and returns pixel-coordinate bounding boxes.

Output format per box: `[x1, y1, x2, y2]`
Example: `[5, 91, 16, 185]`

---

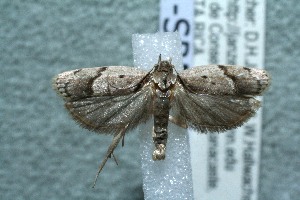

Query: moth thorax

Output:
[155, 89, 171, 98]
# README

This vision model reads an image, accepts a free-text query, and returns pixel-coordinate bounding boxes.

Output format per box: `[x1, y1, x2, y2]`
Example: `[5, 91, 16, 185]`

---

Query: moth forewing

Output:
[178, 65, 270, 96]
[54, 66, 148, 99]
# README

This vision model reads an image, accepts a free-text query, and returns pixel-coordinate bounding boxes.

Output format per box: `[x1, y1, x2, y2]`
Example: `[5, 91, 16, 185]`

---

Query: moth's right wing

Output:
[53, 66, 153, 134]
[171, 65, 270, 133]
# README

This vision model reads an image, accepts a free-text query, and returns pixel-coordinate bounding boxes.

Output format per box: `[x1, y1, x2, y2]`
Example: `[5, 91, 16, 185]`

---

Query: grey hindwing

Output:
[171, 83, 261, 133]
[65, 86, 153, 134]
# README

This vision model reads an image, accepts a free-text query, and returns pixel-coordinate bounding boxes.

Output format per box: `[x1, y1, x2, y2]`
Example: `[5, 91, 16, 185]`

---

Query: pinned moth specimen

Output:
[53, 55, 270, 187]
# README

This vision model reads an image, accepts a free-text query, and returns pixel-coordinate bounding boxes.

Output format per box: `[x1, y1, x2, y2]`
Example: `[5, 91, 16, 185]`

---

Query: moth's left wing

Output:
[53, 66, 153, 134]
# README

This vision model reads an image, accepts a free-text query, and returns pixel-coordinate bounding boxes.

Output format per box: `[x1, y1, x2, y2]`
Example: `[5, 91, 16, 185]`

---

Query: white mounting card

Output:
[160, 0, 266, 200]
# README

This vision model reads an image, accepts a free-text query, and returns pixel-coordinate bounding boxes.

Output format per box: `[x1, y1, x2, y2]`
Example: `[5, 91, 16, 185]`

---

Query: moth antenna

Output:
[121, 133, 125, 147]
[169, 57, 172, 64]
[158, 54, 162, 63]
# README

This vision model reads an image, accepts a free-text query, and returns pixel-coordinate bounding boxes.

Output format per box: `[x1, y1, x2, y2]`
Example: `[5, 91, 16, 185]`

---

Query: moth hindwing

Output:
[53, 56, 270, 187]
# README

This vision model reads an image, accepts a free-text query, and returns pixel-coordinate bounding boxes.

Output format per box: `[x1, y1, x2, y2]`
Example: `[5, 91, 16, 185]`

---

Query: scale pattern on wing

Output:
[65, 85, 153, 134]
[172, 85, 261, 133]
[178, 65, 270, 95]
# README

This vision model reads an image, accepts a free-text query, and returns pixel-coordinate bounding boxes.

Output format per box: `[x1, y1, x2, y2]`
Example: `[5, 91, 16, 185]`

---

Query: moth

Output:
[53, 55, 270, 187]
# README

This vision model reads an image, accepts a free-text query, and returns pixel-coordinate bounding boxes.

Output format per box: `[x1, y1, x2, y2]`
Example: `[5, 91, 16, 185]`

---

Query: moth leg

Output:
[111, 153, 119, 165]
[107, 152, 118, 165]
[92, 124, 128, 188]
[121, 133, 125, 147]
[169, 115, 188, 129]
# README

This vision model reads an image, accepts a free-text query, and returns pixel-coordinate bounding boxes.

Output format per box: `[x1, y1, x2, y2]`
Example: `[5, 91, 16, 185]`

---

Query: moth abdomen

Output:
[152, 91, 170, 160]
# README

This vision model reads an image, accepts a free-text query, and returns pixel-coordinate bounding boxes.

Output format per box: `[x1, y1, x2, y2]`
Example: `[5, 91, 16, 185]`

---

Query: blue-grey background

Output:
[0, 1, 299, 200]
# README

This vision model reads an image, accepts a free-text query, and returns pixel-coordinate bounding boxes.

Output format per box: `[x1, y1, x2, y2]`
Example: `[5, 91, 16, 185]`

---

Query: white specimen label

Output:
[160, 1, 266, 200]
[160, 0, 194, 70]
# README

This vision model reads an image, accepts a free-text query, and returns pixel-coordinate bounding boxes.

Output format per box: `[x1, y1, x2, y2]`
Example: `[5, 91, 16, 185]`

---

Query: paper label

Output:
[160, 0, 194, 70]
[160, 0, 266, 200]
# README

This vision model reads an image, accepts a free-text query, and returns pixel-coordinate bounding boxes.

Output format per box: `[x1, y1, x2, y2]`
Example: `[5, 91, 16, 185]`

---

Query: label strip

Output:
[160, 0, 194, 70]
[160, 1, 266, 199]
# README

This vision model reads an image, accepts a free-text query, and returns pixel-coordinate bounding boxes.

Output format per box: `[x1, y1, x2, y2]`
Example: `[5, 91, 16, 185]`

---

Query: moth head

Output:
[155, 59, 174, 74]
